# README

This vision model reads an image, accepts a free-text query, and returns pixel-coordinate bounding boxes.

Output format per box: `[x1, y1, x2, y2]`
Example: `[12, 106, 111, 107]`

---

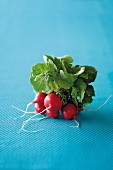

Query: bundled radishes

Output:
[13, 55, 97, 132]
[32, 92, 79, 120]
[27, 92, 80, 122]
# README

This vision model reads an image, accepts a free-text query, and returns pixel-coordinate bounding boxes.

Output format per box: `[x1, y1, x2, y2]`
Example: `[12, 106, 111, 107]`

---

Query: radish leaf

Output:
[86, 85, 95, 96]
[75, 78, 87, 102]
[83, 94, 93, 105]
[83, 66, 97, 83]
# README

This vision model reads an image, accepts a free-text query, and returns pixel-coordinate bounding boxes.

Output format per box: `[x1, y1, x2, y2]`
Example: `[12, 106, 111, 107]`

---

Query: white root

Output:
[32, 116, 49, 121]
[19, 110, 49, 133]
[11, 105, 36, 120]
[25, 102, 33, 112]
[11, 105, 36, 114]
[11, 95, 36, 119]
[84, 95, 112, 112]
[70, 117, 79, 128]
[18, 129, 44, 133]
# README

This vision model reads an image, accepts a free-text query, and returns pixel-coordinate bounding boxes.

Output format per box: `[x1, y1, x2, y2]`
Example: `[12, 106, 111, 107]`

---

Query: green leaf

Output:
[69, 65, 85, 75]
[60, 70, 77, 85]
[62, 62, 72, 73]
[84, 66, 97, 74]
[54, 72, 73, 90]
[59, 55, 73, 63]
[60, 60, 67, 72]
[71, 86, 78, 106]
[72, 98, 78, 106]
[75, 78, 87, 102]
[43, 54, 62, 71]
[79, 73, 88, 79]
[48, 75, 59, 90]
[43, 55, 73, 73]
[71, 86, 78, 99]
[84, 66, 97, 83]
[30, 63, 51, 92]
[43, 55, 53, 63]
[57, 59, 73, 73]
[49, 81, 59, 89]
[47, 59, 57, 72]
[83, 94, 93, 105]
[86, 85, 95, 96]
[32, 63, 48, 75]
[36, 74, 50, 92]
[74, 67, 85, 76]
[30, 73, 50, 92]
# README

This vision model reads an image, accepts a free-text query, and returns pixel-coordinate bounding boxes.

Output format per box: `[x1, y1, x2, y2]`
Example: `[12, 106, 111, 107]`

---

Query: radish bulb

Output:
[62, 103, 78, 120]
[44, 93, 62, 111]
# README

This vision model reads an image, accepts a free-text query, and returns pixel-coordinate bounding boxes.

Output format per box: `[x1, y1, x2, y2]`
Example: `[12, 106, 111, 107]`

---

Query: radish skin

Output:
[44, 93, 62, 111]
[34, 103, 46, 114]
[46, 109, 59, 119]
[33, 92, 46, 104]
[62, 103, 78, 120]
[25, 92, 47, 112]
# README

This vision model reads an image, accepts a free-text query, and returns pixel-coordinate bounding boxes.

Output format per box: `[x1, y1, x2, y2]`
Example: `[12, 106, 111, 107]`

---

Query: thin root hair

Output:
[11, 105, 36, 119]
[70, 118, 79, 128]
[19, 107, 50, 133]
[84, 95, 112, 112]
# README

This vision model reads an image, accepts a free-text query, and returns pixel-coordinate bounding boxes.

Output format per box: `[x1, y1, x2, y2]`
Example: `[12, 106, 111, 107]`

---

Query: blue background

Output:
[0, 0, 113, 170]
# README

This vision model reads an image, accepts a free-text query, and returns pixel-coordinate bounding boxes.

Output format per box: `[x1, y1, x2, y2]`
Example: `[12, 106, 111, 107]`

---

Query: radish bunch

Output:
[25, 92, 80, 121]
[31, 92, 80, 121]
[12, 55, 97, 132]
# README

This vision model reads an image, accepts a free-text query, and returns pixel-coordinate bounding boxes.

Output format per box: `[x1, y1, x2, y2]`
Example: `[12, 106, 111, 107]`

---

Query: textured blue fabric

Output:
[0, 0, 113, 170]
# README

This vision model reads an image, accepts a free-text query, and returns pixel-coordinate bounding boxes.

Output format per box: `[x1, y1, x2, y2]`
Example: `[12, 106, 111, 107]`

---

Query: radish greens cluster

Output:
[30, 55, 97, 107]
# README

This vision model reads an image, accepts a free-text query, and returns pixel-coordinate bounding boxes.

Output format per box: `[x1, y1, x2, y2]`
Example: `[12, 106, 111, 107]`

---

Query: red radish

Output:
[33, 92, 46, 104]
[34, 103, 46, 114]
[12, 92, 47, 116]
[62, 103, 78, 120]
[44, 93, 62, 111]
[25, 92, 46, 113]
[46, 109, 59, 119]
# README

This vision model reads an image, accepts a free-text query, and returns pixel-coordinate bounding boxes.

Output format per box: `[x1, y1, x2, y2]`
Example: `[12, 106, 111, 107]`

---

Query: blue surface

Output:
[0, 0, 113, 170]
